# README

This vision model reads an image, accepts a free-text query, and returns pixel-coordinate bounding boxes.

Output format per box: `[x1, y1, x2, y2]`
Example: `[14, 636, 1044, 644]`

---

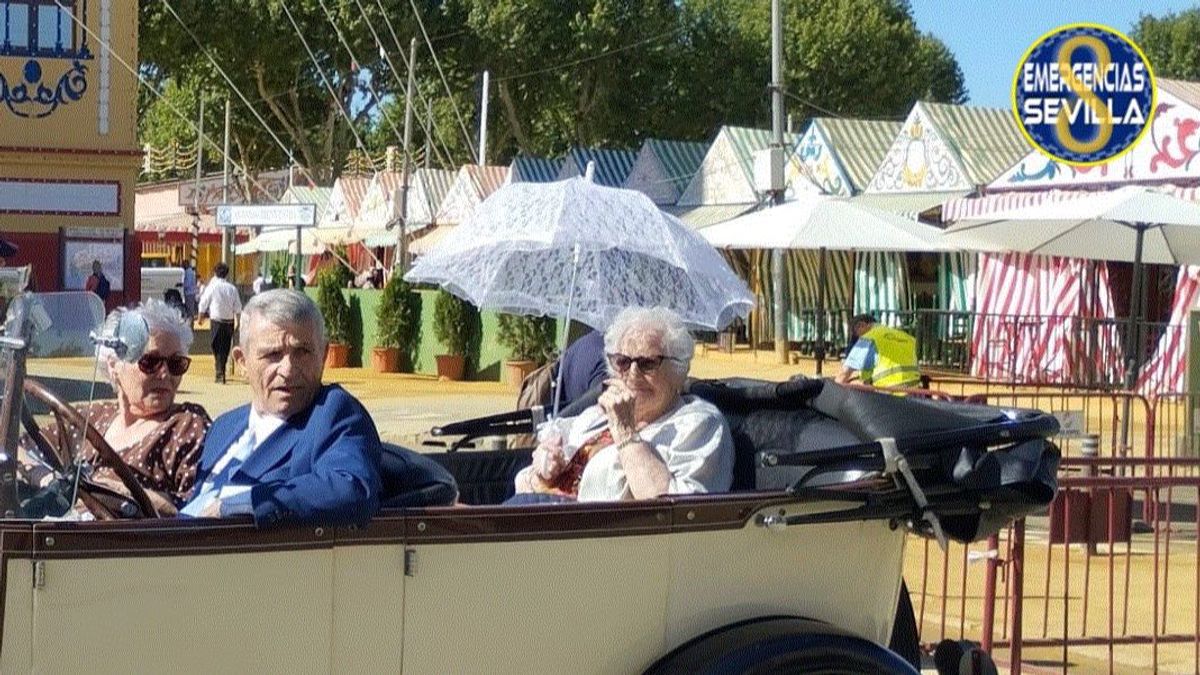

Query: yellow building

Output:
[0, 0, 139, 307]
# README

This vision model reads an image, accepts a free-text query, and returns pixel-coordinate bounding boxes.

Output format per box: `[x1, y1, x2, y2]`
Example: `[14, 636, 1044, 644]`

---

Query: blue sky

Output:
[909, 1, 1199, 108]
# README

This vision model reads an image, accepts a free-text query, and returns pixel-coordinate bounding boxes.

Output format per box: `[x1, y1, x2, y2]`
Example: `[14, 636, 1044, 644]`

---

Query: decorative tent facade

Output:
[792, 118, 901, 197]
[410, 165, 511, 256]
[859, 101, 1030, 354]
[623, 139, 709, 205]
[791, 118, 914, 325]
[985, 79, 1200, 193]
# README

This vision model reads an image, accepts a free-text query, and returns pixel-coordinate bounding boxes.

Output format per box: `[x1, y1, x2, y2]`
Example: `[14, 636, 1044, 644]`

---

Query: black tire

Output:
[645, 617, 918, 675]
[889, 580, 922, 670]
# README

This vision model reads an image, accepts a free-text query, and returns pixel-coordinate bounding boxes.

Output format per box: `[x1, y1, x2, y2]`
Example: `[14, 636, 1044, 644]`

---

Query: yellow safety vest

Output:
[860, 325, 920, 388]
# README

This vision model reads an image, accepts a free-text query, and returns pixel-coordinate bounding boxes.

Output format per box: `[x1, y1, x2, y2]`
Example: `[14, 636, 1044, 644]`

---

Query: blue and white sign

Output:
[1012, 24, 1156, 166]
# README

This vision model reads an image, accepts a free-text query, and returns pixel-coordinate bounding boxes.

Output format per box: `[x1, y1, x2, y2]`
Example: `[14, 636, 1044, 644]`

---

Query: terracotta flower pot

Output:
[435, 354, 466, 381]
[371, 347, 400, 373]
[504, 359, 538, 389]
[324, 342, 350, 369]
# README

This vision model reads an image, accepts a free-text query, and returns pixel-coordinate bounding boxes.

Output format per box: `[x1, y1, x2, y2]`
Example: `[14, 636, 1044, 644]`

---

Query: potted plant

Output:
[317, 269, 352, 368]
[496, 313, 556, 388]
[433, 289, 472, 380]
[373, 272, 420, 373]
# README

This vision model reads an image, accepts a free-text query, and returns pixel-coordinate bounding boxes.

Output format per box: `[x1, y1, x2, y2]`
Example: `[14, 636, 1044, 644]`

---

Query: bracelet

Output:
[615, 433, 643, 452]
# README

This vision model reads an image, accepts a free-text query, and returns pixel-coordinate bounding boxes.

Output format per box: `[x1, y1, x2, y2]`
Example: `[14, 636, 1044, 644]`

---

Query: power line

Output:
[159, 0, 317, 185]
[405, 0, 478, 161]
[350, 0, 456, 168]
[314, 0, 409, 158]
[494, 25, 687, 83]
[278, 1, 380, 174]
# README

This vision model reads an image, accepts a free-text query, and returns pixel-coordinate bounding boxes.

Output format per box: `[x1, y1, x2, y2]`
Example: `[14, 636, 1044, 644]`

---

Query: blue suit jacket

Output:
[193, 384, 382, 527]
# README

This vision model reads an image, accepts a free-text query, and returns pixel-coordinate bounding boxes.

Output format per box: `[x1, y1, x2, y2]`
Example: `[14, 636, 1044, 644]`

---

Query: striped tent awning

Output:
[646, 139, 709, 195]
[851, 191, 969, 219]
[945, 185, 1200, 223]
[135, 213, 221, 235]
[668, 204, 757, 230]
[559, 147, 638, 187]
[809, 118, 903, 193]
[1138, 265, 1200, 396]
[510, 155, 564, 183]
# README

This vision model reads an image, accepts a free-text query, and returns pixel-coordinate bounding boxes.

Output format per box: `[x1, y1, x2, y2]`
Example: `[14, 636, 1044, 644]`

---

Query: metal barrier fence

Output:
[901, 384, 1200, 673]
[777, 309, 1180, 390]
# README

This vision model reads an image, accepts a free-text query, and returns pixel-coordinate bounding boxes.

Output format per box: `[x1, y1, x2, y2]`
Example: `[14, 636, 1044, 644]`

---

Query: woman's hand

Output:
[598, 378, 639, 443]
[530, 434, 567, 482]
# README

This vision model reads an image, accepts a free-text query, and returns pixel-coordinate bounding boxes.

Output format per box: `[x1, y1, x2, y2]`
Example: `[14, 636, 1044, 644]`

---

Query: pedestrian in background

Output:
[84, 259, 111, 302]
[198, 262, 242, 384]
[180, 260, 199, 319]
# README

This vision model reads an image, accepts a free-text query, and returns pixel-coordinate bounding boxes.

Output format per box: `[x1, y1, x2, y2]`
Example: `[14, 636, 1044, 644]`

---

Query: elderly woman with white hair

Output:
[511, 306, 733, 503]
[23, 300, 211, 515]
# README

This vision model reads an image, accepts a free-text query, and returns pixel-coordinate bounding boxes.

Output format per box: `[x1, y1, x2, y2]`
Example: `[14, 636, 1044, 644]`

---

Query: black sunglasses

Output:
[606, 353, 681, 374]
[136, 353, 192, 376]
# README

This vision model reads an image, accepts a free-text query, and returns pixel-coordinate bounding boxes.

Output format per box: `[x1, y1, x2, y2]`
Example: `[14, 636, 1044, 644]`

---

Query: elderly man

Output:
[181, 289, 381, 527]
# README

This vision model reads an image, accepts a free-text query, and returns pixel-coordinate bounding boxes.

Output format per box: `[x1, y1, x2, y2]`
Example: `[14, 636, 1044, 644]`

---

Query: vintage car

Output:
[0, 293, 1059, 673]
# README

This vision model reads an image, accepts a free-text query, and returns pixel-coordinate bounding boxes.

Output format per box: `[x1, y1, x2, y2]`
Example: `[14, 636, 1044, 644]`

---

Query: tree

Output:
[1131, 9, 1200, 80]
[683, 0, 966, 121]
[139, 1, 442, 181]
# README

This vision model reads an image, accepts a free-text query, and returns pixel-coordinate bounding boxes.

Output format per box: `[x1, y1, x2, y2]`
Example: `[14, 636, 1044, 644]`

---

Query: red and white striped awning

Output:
[943, 186, 1200, 222]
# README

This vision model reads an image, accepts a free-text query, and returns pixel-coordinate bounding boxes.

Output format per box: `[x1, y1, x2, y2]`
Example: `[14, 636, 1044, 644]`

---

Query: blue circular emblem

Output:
[22, 60, 42, 84]
[1012, 24, 1156, 166]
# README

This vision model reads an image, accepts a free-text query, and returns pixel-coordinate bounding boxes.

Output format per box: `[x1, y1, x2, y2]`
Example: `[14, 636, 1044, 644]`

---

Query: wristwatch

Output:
[615, 433, 643, 451]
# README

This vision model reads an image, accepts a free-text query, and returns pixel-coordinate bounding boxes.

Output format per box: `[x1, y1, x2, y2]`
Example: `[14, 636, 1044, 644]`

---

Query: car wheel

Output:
[645, 617, 918, 675]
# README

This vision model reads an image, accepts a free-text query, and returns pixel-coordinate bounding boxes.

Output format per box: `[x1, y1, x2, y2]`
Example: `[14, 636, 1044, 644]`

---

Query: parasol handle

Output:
[552, 243, 582, 418]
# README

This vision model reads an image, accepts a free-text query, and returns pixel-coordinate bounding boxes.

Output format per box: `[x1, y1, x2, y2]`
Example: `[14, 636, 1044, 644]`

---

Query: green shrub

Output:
[496, 313, 557, 364]
[376, 272, 421, 349]
[433, 290, 474, 356]
[316, 269, 352, 345]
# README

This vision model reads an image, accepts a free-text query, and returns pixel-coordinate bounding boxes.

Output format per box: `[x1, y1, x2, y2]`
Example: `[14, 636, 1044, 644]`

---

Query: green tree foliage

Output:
[433, 290, 474, 356]
[495, 313, 556, 363]
[139, 1, 440, 181]
[377, 273, 422, 350]
[1132, 9, 1200, 80]
[317, 269, 353, 345]
[139, 0, 966, 173]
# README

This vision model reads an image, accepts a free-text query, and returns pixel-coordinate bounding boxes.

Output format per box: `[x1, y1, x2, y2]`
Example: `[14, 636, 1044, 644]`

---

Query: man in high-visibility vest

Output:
[835, 313, 921, 388]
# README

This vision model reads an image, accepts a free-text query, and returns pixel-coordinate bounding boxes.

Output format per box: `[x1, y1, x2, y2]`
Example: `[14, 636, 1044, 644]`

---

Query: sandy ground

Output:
[23, 346, 1199, 673]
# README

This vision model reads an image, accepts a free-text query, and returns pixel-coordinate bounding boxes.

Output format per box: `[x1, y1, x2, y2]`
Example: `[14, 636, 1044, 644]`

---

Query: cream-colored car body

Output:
[0, 498, 904, 673]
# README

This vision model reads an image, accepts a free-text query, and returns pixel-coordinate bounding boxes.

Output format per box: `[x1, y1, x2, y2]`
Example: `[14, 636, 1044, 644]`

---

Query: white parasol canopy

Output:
[701, 191, 955, 252]
[404, 176, 754, 332]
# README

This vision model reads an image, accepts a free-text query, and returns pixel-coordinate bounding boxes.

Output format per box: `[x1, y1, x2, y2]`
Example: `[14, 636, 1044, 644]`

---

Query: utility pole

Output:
[770, 0, 789, 365]
[423, 97, 432, 170]
[191, 97, 204, 271]
[396, 38, 417, 274]
[478, 70, 490, 166]
[221, 99, 232, 268]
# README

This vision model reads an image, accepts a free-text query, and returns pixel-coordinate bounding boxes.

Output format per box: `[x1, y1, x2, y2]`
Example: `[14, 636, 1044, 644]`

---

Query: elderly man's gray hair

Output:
[96, 300, 194, 382]
[239, 289, 326, 349]
[603, 306, 693, 378]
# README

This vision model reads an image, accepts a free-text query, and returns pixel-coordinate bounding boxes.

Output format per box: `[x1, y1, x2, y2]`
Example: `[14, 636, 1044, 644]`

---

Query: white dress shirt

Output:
[198, 277, 242, 321]
[181, 408, 286, 517]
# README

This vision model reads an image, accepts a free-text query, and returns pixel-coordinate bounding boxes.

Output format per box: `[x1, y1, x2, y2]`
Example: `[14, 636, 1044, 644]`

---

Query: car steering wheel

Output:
[22, 379, 162, 519]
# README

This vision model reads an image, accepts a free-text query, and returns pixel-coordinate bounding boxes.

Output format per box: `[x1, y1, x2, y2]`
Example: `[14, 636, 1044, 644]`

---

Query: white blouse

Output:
[541, 395, 734, 502]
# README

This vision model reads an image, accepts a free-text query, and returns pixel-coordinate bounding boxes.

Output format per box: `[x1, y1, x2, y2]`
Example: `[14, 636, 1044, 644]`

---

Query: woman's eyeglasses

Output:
[136, 354, 192, 376]
[606, 353, 681, 374]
